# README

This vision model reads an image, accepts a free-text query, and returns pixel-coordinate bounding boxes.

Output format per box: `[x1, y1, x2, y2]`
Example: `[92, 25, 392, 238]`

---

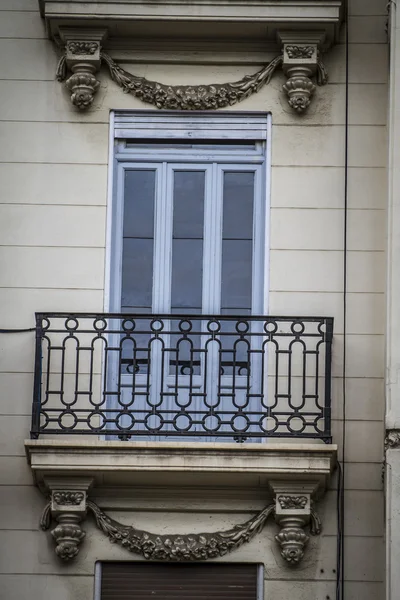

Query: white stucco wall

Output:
[0, 0, 388, 598]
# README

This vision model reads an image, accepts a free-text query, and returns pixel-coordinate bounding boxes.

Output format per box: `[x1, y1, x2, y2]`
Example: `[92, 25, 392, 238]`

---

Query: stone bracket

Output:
[278, 31, 328, 113]
[40, 477, 93, 561]
[56, 28, 108, 109]
[270, 481, 321, 565]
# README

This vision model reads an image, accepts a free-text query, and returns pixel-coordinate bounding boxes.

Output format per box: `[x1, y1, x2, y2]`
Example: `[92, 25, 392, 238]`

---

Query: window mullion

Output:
[202, 162, 222, 315]
[152, 161, 172, 314]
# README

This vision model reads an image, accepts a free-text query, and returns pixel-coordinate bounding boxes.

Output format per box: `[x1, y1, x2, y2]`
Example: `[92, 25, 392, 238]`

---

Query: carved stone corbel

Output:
[278, 32, 328, 113]
[57, 29, 108, 109]
[270, 482, 321, 565]
[40, 477, 93, 560]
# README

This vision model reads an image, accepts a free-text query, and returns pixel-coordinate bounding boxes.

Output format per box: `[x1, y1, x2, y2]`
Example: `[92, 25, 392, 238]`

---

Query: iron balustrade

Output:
[31, 313, 333, 442]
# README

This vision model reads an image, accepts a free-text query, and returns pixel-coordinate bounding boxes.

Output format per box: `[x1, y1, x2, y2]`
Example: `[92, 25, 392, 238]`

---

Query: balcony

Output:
[30, 312, 333, 443]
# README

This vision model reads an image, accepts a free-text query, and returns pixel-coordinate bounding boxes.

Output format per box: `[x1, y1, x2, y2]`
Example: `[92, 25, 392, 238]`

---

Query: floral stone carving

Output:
[277, 495, 308, 509]
[53, 491, 84, 506]
[286, 45, 315, 59]
[86, 500, 276, 560]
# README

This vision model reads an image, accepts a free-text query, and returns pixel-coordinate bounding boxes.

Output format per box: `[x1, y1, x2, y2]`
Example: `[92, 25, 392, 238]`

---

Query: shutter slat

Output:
[114, 111, 269, 140]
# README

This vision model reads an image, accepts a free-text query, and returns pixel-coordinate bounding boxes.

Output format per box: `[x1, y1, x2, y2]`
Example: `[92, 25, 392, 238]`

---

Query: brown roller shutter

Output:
[101, 562, 259, 600]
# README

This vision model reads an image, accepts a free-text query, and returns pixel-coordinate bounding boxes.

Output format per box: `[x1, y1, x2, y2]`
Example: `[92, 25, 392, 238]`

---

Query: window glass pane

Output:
[123, 170, 156, 238]
[122, 170, 156, 311]
[173, 171, 205, 238]
[122, 239, 153, 308]
[171, 239, 203, 310]
[221, 172, 254, 311]
[171, 171, 205, 311]
[222, 172, 254, 240]
[221, 240, 252, 310]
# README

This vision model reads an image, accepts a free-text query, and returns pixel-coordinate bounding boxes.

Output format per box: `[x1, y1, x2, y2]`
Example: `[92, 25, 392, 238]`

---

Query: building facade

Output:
[0, 0, 393, 598]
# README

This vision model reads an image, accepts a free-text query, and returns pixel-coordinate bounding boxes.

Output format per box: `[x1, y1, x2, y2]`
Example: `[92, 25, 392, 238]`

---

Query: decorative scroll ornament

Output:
[55, 43, 328, 113]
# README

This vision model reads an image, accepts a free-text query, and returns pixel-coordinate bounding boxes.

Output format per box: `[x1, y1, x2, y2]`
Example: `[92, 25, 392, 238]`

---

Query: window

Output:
[108, 114, 271, 316]
[106, 112, 271, 440]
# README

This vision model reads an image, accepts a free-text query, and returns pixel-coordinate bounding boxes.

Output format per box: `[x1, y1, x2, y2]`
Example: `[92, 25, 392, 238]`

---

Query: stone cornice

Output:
[40, 1, 344, 49]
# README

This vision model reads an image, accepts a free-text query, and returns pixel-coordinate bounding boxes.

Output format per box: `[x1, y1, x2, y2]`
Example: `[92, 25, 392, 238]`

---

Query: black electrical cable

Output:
[0, 327, 35, 333]
[336, 460, 344, 600]
[336, 0, 349, 598]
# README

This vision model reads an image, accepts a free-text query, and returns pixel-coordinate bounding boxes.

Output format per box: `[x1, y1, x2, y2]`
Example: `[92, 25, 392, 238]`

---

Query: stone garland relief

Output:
[55, 40, 328, 113]
[40, 495, 322, 566]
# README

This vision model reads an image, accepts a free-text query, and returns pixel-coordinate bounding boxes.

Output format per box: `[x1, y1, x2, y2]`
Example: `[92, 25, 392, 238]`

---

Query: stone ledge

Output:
[39, 1, 344, 48]
[25, 440, 337, 493]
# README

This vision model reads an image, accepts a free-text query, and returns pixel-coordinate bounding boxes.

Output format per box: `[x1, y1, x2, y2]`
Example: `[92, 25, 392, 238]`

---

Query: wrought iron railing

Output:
[31, 313, 333, 442]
